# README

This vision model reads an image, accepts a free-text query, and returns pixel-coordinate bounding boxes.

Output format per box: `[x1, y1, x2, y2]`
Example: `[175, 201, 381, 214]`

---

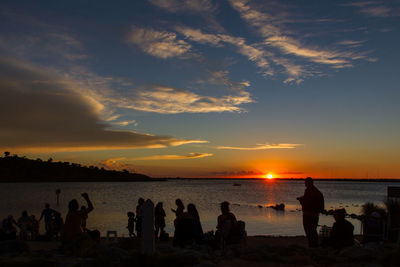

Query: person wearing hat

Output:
[297, 177, 325, 247]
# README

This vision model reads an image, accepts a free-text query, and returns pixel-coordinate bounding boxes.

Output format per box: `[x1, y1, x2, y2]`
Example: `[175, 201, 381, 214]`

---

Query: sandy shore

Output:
[1, 235, 399, 266]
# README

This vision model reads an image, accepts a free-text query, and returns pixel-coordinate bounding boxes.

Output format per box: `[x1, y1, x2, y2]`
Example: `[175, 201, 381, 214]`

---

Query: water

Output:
[0, 179, 396, 237]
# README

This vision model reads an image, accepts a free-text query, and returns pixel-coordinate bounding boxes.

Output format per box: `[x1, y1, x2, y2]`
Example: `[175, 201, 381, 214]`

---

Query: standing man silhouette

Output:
[297, 177, 324, 247]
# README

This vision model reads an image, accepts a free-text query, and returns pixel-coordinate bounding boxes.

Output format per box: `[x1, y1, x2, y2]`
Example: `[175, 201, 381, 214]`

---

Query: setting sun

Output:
[266, 174, 274, 179]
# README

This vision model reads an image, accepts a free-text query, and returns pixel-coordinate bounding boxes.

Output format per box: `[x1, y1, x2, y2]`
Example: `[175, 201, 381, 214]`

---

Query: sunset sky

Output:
[1, 0, 399, 178]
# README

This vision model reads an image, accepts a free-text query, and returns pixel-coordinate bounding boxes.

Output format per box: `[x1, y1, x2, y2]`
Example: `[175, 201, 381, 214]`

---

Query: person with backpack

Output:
[297, 177, 325, 247]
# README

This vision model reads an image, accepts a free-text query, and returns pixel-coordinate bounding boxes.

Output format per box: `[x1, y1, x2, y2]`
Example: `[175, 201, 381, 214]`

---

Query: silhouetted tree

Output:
[4, 151, 10, 157]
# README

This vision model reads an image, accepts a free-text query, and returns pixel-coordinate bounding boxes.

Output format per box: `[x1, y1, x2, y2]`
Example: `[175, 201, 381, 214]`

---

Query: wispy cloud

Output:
[343, 1, 393, 17]
[0, 57, 207, 152]
[217, 143, 301, 150]
[227, 0, 375, 82]
[126, 26, 191, 59]
[130, 152, 213, 161]
[176, 26, 274, 76]
[115, 86, 253, 114]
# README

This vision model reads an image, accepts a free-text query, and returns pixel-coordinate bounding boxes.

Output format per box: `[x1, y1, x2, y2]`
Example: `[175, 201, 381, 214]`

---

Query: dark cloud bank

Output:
[0, 58, 201, 152]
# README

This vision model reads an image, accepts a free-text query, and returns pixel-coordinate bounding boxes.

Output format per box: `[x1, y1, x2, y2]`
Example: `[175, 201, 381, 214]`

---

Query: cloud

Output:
[217, 143, 301, 150]
[126, 26, 191, 59]
[129, 152, 213, 160]
[0, 57, 206, 152]
[149, 0, 224, 31]
[176, 26, 274, 76]
[115, 86, 253, 114]
[343, 2, 393, 17]
[228, 0, 375, 82]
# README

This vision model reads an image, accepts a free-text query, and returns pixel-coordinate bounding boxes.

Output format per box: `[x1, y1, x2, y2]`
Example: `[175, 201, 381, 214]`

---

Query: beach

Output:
[1, 235, 399, 267]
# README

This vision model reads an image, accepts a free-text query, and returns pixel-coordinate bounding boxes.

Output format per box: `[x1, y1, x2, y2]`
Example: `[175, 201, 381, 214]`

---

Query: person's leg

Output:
[303, 215, 319, 247]
[303, 215, 317, 247]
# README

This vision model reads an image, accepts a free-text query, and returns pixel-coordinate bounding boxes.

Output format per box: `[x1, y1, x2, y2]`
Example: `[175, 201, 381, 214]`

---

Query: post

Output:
[56, 189, 61, 206]
[141, 199, 155, 255]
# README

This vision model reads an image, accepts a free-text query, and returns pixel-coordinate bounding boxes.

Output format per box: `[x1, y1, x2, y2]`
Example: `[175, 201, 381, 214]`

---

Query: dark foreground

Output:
[1, 236, 399, 267]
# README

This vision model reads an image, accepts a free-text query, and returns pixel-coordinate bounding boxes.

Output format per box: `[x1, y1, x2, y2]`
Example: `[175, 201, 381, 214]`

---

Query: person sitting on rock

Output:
[328, 208, 354, 249]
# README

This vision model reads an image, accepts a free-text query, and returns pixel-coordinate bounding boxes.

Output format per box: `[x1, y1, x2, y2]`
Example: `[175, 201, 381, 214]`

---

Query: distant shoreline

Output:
[1, 177, 399, 183]
[163, 177, 400, 182]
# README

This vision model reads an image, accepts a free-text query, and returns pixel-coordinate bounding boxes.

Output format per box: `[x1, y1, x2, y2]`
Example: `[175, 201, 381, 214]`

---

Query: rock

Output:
[0, 240, 29, 256]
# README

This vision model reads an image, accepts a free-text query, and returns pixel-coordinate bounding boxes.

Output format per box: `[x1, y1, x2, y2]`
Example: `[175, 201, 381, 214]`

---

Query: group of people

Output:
[1, 178, 358, 252]
[297, 177, 354, 249]
[0, 203, 63, 241]
[126, 198, 246, 248]
[126, 198, 205, 246]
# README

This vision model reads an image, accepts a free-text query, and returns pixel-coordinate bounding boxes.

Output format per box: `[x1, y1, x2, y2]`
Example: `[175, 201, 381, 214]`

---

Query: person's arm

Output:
[81, 193, 94, 213]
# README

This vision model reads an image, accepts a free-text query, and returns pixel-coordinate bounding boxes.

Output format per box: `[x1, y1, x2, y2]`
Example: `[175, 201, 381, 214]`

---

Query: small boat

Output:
[233, 183, 241, 186]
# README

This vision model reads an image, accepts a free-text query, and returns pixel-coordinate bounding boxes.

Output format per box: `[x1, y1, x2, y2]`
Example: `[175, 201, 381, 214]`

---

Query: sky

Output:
[0, 0, 399, 178]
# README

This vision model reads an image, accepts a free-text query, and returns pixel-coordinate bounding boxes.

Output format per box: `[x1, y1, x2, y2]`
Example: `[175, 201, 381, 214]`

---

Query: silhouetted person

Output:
[187, 203, 204, 243]
[62, 193, 94, 244]
[1, 215, 18, 240]
[39, 203, 56, 236]
[297, 177, 324, 247]
[52, 211, 64, 240]
[216, 201, 237, 246]
[127, 211, 135, 238]
[18, 210, 33, 240]
[172, 198, 184, 218]
[154, 202, 166, 239]
[328, 209, 354, 249]
[173, 206, 195, 247]
[135, 198, 145, 237]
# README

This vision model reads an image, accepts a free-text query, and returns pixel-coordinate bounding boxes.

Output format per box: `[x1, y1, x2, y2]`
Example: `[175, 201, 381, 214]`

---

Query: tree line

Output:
[0, 152, 156, 182]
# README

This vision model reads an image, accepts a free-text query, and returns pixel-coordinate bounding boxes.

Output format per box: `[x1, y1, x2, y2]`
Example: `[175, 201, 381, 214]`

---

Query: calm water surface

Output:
[0, 180, 396, 236]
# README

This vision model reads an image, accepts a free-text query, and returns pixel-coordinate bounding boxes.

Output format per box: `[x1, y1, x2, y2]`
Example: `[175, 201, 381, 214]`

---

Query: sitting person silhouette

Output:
[187, 203, 204, 244]
[328, 208, 354, 249]
[172, 203, 203, 247]
[216, 201, 237, 245]
[62, 193, 99, 253]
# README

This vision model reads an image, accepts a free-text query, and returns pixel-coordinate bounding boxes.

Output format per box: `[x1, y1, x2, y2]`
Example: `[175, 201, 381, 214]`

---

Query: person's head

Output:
[176, 198, 184, 208]
[305, 177, 314, 188]
[334, 208, 346, 222]
[156, 202, 163, 209]
[138, 198, 145, 205]
[45, 203, 50, 209]
[68, 199, 79, 212]
[22, 210, 28, 217]
[187, 203, 199, 219]
[127, 211, 134, 218]
[220, 201, 230, 214]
